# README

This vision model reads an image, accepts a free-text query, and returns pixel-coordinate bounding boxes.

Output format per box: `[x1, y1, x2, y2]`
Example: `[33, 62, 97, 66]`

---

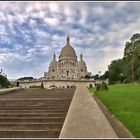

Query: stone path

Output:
[0, 88, 75, 138]
[59, 85, 118, 138]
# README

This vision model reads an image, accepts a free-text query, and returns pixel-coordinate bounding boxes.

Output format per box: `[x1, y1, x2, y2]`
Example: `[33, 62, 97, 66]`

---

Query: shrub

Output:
[29, 85, 41, 88]
[96, 84, 101, 91]
[0, 75, 10, 88]
[84, 74, 91, 79]
[100, 81, 108, 90]
[89, 84, 93, 88]
[96, 81, 108, 91]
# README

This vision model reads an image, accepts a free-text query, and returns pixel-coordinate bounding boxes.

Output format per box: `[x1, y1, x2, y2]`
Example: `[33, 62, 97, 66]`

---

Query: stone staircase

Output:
[0, 88, 75, 138]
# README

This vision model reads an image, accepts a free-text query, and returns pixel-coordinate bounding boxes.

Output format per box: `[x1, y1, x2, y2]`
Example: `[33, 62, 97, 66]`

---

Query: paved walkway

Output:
[59, 85, 118, 138]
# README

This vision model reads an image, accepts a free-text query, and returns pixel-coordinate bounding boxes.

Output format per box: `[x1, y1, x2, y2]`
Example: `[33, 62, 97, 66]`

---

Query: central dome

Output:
[59, 36, 77, 60]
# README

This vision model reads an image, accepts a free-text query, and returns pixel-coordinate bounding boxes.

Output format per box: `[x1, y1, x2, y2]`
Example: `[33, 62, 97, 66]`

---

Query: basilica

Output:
[44, 35, 89, 80]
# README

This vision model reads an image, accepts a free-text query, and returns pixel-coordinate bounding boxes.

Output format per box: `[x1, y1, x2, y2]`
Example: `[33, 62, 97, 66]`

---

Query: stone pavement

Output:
[59, 85, 118, 138]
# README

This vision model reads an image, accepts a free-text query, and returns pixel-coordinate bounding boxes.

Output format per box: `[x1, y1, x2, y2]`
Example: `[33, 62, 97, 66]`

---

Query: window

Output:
[52, 69, 55, 72]
[81, 69, 83, 72]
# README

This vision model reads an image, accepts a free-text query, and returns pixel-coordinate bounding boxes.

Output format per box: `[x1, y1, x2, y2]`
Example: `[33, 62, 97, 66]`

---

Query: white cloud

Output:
[1, 2, 140, 79]
[44, 17, 59, 26]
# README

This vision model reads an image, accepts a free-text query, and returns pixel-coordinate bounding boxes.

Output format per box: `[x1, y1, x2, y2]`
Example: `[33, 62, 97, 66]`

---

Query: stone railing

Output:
[0, 87, 22, 95]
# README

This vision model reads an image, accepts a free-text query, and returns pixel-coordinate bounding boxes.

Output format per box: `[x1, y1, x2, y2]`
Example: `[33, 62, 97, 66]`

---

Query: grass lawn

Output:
[89, 84, 140, 138]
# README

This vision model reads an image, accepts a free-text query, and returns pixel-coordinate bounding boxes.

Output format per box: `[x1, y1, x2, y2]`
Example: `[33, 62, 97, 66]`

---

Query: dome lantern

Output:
[53, 53, 56, 60]
[80, 53, 83, 60]
[66, 35, 70, 45]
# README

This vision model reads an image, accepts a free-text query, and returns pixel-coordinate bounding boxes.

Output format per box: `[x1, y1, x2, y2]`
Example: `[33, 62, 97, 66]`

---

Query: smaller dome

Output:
[78, 59, 86, 67]
[78, 54, 87, 68]
[49, 54, 58, 68]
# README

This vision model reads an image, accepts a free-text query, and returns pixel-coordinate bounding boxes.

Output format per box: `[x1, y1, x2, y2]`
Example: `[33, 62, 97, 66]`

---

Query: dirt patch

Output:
[92, 94, 134, 138]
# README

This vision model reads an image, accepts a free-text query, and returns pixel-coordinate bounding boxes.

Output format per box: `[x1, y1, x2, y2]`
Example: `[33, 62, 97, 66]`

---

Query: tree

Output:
[100, 71, 109, 80]
[107, 33, 140, 84]
[0, 75, 10, 88]
[108, 59, 127, 84]
[84, 74, 91, 79]
[18, 77, 34, 81]
[124, 33, 140, 82]
[94, 74, 99, 80]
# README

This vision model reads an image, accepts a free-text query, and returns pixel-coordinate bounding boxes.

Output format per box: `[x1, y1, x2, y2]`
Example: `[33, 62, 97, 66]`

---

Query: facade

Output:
[44, 36, 89, 80]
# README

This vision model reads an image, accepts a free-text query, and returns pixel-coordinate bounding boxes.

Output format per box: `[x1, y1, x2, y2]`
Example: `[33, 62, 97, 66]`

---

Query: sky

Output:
[0, 1, 140, 80]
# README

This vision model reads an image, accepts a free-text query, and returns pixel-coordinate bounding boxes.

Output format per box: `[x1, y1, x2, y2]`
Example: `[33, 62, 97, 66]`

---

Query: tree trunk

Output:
[131, 62, 135, 83]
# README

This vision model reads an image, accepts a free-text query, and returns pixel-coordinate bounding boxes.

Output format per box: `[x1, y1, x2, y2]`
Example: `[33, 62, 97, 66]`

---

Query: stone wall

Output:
[19, 79, 95, 89]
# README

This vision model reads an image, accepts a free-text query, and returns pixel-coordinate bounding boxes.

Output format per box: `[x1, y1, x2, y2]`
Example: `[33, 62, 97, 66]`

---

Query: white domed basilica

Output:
[44, 35, 89, 80]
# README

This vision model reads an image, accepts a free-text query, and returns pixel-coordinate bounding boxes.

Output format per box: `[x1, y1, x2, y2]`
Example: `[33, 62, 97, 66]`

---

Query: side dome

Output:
[78, 54, 87, 68]
[59, 36, 77, 59]
[49, 54, 58, 68]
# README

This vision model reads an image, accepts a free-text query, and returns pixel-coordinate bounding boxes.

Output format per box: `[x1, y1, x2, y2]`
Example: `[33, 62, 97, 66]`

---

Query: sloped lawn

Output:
[89, 84, 140, 138]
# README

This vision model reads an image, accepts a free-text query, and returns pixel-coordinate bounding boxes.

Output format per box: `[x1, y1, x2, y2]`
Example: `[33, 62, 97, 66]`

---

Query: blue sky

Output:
[0, 1, 140, 79]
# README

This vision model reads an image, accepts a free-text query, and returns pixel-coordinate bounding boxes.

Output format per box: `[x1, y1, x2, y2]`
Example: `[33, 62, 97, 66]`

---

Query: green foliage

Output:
[100, 71, 109, 80]
[89, 83, 93, 88]
[84, 74, 91, 79]
[29, 85, 41, 88]
[18, 77, 34, 81]
[108, 58, 127, 84]
[92, 84, 140, 138]
[94, 74, 99, 80]
[100, 81, 109, 90]
[88, 86, 96, 94]
[0, 75, 10, 88]
[95, 81, 108, 91]
[96, 84, 101, 91]
[107, 33, 140, 84]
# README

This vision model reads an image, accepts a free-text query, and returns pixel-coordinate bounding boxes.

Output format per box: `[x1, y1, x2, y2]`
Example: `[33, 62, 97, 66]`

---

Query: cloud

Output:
[0, 2, 140, 79]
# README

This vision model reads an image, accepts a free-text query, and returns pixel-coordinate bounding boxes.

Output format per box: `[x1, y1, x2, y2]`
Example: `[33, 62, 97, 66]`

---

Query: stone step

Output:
[0, 113, 66, 117]
[0, 123, 63, 130]
[0, 109, 68, 113]
[1, 95, 74, 99]
[0, 130, 60, 138]
[0, 106, 70, 109]
[0, 98, 72, 100]
[0, 117, 65, 123]
[0, 100, 71, 106]
[0, 88, 75, 138]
